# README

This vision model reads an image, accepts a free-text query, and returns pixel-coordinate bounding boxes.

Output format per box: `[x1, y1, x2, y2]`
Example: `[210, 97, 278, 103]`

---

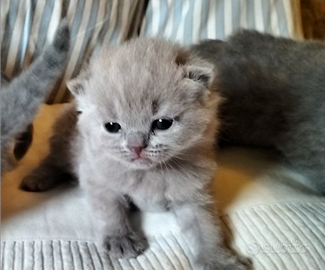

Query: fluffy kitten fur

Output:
[1, 23, 70, 174]
[21, 39, 249, 269]
[2, 72, 35, 161]
[191, 30, 325, 194]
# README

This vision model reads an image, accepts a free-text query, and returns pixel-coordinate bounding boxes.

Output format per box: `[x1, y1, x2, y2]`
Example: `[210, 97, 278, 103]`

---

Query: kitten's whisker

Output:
[162, 160, 172, 172]
[171, 158, 186, 173]
[173, 155, 187, 161]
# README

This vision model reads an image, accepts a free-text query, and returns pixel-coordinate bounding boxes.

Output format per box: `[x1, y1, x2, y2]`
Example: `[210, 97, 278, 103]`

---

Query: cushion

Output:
[140, 0, 304, 45]
[1, 0, 146, 104]
[2, 104, 325, 270]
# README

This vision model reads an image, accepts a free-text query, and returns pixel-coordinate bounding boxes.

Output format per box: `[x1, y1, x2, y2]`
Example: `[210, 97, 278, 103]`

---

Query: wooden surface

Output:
[301, 0, 325, 40]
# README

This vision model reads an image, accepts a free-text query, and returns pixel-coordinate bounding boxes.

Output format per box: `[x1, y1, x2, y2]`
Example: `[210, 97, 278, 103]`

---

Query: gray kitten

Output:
[21, 39, 250, 269]
[191, 30, 325, 194]
[1, 23, 70, 173]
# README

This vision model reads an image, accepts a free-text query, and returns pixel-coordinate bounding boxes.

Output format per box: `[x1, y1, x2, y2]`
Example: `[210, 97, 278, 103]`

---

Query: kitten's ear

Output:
[179, 56, 216, 103]
[175, 50, 215, 89]
[67, 78, 85, 96]
[67, 69, 90, 96]
[185, 65, 214, 89]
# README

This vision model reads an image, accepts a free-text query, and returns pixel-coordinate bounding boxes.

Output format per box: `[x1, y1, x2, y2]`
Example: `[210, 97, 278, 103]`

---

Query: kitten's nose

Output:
[130, 145, 145, 156]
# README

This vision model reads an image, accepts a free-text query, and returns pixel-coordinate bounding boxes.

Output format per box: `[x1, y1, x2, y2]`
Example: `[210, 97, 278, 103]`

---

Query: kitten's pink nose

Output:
[130, 145, 145, 156]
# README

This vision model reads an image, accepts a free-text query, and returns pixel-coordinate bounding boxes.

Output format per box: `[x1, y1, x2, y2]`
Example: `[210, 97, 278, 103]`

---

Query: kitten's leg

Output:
[1, 22, 69, 144]
[311, 170, 325, 195]
[1, 147, 16, 173]
[295, 166, 325, 195]
[20, 106, 77, 191]
[173, 203, 251, 270]
[88, 189, 148, 259]
[277, 128, 325, 195]
[294, 152, 325, 195]
[14, 124, 34, 160]
[20, 155, 75, 191]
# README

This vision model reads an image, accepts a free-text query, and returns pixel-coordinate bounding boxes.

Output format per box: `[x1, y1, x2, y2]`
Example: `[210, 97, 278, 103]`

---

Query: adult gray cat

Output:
[21, 39, 250, 269]
[1, 23, 70, 173]
[191, 30, 325, 194]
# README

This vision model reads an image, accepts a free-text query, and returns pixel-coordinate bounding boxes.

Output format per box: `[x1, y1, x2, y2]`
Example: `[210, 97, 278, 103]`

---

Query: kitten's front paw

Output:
[104, 232, 148, 259]
[20, 174, 54, 192]
[222, 256, 252, 270]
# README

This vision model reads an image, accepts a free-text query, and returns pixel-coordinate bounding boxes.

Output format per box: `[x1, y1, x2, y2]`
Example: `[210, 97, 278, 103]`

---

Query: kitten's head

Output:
[68, 38, 220, 169]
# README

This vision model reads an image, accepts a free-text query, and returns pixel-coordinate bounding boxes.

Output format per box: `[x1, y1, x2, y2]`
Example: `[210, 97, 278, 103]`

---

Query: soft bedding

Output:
[2, 104, 325, 270]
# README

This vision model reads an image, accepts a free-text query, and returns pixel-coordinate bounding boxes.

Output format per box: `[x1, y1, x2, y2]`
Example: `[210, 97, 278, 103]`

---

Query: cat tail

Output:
[1, 21, 70, 144]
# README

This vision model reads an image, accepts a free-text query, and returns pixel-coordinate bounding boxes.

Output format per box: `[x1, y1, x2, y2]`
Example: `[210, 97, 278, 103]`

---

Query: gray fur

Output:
[191, 30, 325, 194]
[1, 72, 34, 162]
[1, 22, 70, 173]
[21, 38, 250, 269]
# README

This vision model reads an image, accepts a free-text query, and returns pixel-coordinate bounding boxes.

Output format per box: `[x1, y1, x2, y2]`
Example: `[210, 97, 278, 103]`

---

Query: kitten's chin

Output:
[128, 157, 155, 169]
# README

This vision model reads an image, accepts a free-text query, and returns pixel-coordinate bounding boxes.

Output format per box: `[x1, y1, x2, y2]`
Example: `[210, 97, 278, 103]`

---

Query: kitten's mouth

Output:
[130, 156, 154, 167]
[131, 156, 150, 162]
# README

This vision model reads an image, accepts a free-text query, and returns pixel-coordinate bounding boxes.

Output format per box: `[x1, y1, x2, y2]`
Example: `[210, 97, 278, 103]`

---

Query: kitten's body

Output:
[191, 30, 325, 193]
[21, 39, 249, 269]
[1, 23, 70, 173]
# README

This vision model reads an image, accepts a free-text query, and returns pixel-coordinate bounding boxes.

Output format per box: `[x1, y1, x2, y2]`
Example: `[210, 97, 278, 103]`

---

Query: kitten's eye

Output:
[104, 122, 121, 133]
[152, 119, 173, 131]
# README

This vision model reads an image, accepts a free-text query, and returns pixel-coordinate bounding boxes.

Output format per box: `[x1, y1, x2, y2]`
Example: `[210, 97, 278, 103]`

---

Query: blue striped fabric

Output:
[1, 0, 146, 103]
[1, 0, 304, 103]
[141, 0, 304, 45]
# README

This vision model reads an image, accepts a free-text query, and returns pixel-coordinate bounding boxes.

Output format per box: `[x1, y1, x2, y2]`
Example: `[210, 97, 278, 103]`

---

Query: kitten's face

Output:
[70, 39, 219, 169]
